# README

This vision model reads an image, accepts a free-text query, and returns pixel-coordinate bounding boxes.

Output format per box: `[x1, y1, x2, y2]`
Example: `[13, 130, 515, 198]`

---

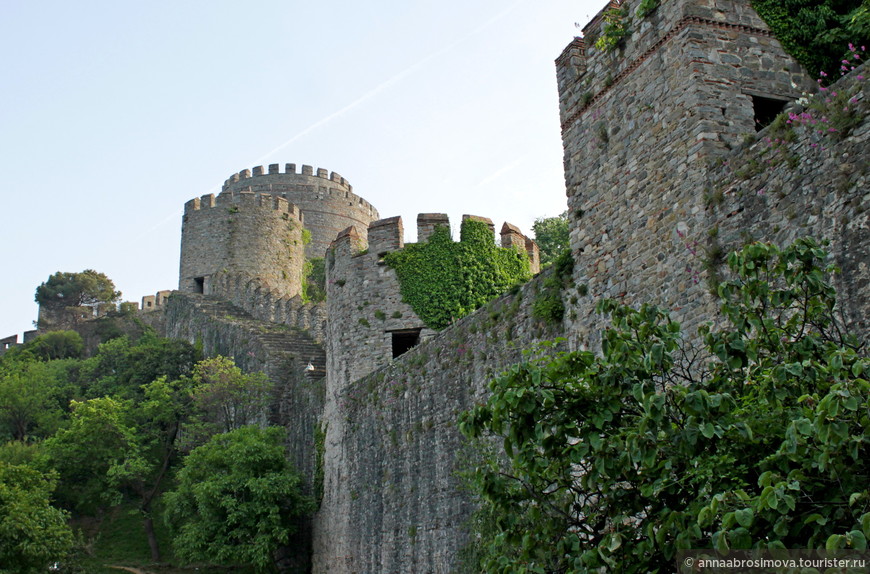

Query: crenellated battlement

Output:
[325, 212, 540, 389]
[183, 190, 304, 222]
[223, 163, 353, 194]
[212, 162, 379, 260]
[207, 272, 327, 343]
[556, 0, 806, 131]
[328, 213, 539, 274]
[180, 189, 307, 298]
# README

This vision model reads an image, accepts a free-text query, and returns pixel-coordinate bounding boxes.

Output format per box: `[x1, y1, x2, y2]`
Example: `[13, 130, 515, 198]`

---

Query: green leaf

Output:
[701, 422, 715, 439]
[794, 418, 812, 436]
[735, 508, 754, 528]
[848, 530, 867, 550]
[826, 534, 844, 550]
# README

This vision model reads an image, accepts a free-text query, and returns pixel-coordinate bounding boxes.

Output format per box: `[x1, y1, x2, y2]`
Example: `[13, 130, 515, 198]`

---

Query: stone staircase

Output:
[180, 293, 326, 380]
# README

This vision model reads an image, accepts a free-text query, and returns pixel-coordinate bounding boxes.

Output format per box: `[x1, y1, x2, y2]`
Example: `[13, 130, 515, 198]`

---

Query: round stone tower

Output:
[222, 163, 380, 259]
[179, 191, 307, 297]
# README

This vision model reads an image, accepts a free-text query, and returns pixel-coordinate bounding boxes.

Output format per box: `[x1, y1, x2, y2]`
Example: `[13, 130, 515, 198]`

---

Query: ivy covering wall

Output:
[384, 220, 531, 330]
[751, 0, 869, 79]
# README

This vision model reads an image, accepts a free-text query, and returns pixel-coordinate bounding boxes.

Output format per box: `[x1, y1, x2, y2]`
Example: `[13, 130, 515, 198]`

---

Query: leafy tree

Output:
[459, 238, 869, 572]
[163, 425, 315, 572]
[19, 331, 84, 361]
[0, 462, 73, 574]
[0, 359, 75, 440]
[42, 378, 193, 561]
[80, 334, 200, 399]
[0, 440, 43, 467]
[183, 356, 274, 447]
[42, 397, 140, 514]
[532, 211, 569, 268]
[35, 270, 121, 328]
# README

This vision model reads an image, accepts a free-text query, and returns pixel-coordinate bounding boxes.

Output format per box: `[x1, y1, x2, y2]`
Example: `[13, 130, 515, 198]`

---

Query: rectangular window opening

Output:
[193, 277, 205, 294]
[752, 95, 789, 132]
[391, 329, 422, 359]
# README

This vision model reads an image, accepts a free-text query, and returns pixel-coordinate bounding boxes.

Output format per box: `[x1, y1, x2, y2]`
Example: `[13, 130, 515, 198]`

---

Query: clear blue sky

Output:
[0, 0, 602, 339]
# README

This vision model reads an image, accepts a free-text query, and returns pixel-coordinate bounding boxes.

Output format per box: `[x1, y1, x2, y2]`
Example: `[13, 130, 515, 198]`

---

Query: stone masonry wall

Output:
[325, 213, 540, 395]
[162, 291, 325, 477]
[705, 64, 870, 335]
[307, 2, 869, 572]
[208, 272, 327, 343]
[325, 217, 435, 394]
[557, 0, 812, 343]
[222, 164, 380, 259]
[179, 191, 307, 298]
[314, 269, 569, 573]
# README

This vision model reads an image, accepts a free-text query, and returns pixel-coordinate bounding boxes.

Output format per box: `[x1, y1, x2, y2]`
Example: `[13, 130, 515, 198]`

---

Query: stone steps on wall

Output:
[187, 293, 326, 378]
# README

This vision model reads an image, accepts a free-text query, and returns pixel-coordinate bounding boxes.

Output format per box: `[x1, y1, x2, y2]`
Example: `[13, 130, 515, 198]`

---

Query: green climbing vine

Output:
[384, 220, 532, 330]
[302, 258, 326, 303]
[751, 0, 868, 79]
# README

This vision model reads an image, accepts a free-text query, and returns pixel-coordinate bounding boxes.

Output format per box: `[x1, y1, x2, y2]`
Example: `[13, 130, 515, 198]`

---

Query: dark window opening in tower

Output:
[391, 329, 422, 358]
[194, 277, 205, 294]
[751, 95, 789, 131]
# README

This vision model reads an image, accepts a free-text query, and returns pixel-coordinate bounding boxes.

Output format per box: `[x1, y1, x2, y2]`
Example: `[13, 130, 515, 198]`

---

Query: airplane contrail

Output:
[253, 0, 526, 164]
[138, 0, 527, 240]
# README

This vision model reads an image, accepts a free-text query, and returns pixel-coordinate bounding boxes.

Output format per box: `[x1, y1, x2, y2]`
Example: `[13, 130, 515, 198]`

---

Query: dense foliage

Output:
[532, 249, 575, 323]
[163, 425, 315, 572]
[752, 0, 869, 78]
[460, 238, 869, 572]
[0, 327, 307, 569]
[0, 463, 73, 574]
[532, 212, 570, 269]
[183, 356, 274, 448]
[385, 219, 531, 329]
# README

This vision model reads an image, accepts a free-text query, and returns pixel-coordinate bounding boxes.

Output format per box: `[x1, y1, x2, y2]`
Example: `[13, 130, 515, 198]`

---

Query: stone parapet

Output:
[207, 272, 327, 343]
[367, 216, 404, 255]
[326, 213, 541, 394]
[219, 163, 380, 259]
[416, 213, 450, 243]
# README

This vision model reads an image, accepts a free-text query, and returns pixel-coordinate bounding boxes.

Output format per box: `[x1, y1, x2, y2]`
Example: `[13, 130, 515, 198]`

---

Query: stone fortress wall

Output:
[221, 164, 380, 259]
[311, 0, 869, 570]
[19, 0, 869, 568]
[556, 0, 814, 344]
[325, 213, 541, 394]
[207, 272, 327, 344]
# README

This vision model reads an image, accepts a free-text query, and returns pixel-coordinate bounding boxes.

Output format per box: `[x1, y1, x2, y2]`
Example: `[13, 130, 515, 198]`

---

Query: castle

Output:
[15, 0, 870, 570]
